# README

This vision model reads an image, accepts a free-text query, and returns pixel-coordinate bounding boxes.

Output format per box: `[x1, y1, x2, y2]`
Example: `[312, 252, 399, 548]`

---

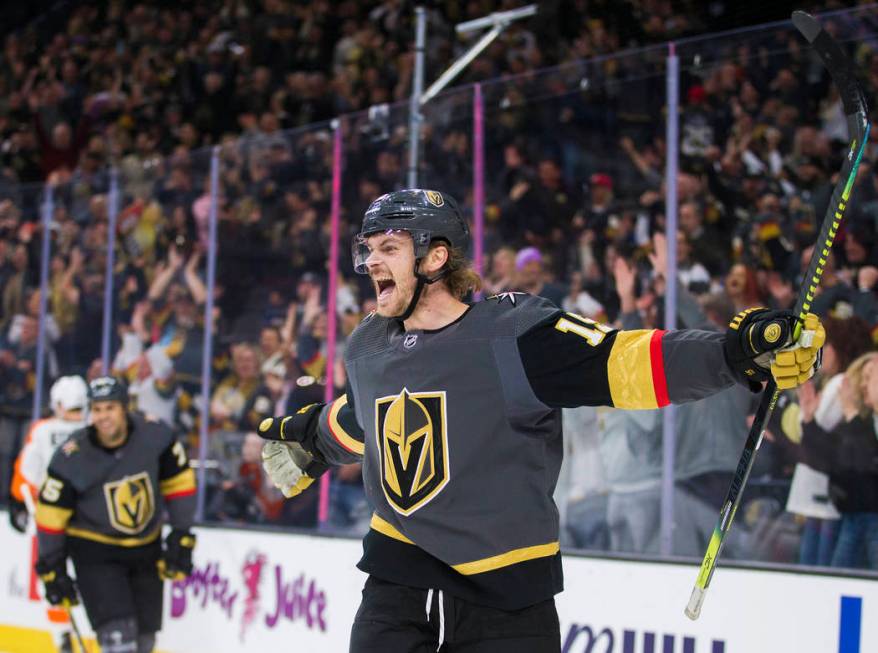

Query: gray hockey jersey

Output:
[313, 293, 736, 607]
[36, 413, 196, 562]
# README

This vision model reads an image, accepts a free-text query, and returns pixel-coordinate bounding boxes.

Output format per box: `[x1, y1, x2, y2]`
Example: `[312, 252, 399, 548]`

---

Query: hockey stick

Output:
[20, 482, 37, 534]
[23, 485, 88, 651]
[64, 604, 88, 653]
[684, 10, 870, 621]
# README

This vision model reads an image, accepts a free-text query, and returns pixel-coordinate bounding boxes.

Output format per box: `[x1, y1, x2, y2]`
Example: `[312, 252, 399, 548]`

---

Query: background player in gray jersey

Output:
[35, 376, 197, 653]
[257, 189, 825, 652]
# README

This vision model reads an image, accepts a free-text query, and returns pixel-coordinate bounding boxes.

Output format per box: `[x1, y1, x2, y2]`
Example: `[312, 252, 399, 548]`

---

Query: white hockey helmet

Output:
[50, 375, 89, 413]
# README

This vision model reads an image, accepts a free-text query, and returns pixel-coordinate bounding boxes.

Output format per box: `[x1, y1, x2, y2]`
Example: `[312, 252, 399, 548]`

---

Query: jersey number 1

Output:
[554, 313, 611, 347]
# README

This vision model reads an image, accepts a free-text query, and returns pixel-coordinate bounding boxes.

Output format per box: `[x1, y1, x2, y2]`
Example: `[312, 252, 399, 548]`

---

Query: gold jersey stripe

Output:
[66, 523, 162, 547]
[369, 513, 560, 575]
[160, 468, 196, 496]
[607, 330, 659, 409]
[452, 541, 561, 576]
[35, 504, 73, 531]
[329, 395, 365, 455]
[370, 513, 414, 544]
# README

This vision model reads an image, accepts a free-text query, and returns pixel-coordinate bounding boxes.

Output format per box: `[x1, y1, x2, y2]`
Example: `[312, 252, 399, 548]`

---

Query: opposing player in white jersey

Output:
[9, 376, 89, 524]
[8, 375, 87, 653]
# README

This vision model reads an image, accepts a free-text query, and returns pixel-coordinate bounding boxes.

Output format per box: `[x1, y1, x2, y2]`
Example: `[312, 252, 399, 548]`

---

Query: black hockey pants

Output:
[349, 576, 561, 652]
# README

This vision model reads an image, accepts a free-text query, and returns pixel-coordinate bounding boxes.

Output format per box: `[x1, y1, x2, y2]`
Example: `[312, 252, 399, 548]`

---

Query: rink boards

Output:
[1, 517, 876, 652]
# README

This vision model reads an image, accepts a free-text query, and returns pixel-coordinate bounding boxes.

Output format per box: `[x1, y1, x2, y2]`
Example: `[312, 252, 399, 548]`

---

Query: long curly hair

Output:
[431, 242, 482, 300]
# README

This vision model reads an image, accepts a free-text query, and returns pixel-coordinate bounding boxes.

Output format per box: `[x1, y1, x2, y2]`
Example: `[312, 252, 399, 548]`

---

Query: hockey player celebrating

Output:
[258, 189, 824, 652]
[34, 376, 197, 653]
[9, 375, 88, 653]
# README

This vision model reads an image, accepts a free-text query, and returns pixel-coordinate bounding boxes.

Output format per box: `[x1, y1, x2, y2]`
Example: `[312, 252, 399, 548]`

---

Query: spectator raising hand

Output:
[797, 380, 819, 424]
[648, 232, 668, 281]
[612, 255, 637, 315]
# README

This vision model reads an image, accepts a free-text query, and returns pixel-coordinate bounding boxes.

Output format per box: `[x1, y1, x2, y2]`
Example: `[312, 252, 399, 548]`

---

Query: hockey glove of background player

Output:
[35, 556, 78, 607]
[258, 403, 329, 498]
[724, 308, 825, 391]
[157, 529, 196, 581]
[8, 496, 28, 533]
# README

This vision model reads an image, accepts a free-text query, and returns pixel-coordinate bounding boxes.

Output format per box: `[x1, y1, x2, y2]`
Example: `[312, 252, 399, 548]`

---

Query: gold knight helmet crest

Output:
[425, 190, 444, 207]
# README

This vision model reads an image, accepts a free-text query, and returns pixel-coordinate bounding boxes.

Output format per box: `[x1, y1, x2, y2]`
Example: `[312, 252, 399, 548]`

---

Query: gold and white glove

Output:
[261, 441, 319, 498]
[257, 406, 328, 498]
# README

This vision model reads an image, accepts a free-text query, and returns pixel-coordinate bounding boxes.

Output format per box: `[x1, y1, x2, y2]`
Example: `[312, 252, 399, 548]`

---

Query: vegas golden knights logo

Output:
[424, 190, 444, 207]
[375, 389, 449, 516]
[103, 472, 155, 535]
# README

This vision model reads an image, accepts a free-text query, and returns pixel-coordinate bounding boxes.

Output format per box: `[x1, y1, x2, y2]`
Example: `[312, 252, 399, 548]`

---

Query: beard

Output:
[374, 277, 415, 318]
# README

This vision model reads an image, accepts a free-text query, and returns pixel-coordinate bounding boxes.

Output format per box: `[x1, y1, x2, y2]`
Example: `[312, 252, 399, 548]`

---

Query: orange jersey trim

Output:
[9, 418, 50, 502]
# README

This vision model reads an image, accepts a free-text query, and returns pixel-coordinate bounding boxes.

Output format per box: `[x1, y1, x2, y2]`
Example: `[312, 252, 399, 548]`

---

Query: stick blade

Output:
[684, 586, 705, 621]
[792, 11, 820, 43]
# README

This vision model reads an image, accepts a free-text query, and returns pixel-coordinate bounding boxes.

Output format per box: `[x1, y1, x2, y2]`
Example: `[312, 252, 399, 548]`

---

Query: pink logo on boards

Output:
[241, 551, 267, 641]
[170, 548, 328, 641]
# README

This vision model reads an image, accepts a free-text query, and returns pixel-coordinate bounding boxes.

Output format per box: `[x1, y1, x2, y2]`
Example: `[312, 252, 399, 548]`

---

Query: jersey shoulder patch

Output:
[60, 428, 90, 456]
[486, 291, 530, 305]
[45, 428, 89, 480]
[60, 438, 80, 457]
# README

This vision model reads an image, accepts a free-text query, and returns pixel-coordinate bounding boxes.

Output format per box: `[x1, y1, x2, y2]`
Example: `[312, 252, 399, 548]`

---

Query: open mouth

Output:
[375, 278, 395, 300]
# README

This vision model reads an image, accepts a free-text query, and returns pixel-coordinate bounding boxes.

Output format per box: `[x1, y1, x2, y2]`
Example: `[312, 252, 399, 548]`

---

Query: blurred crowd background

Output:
[2, 0, 878, 572]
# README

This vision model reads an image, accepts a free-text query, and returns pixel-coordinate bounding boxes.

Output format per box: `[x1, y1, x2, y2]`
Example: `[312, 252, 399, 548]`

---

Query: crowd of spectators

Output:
[0, 1, 877, 568]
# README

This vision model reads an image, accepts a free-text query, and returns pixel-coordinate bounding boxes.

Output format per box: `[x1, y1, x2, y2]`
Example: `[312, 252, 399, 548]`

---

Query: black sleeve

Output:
[517, 310, 617, 408]
[315, 376, 366, 465]
[35, 466, 77, 563]
[37, 467, 77, 513]
[158, 434, 197, 530]
[518, 310, 736, 409]
[802, 416, 878, 475]
[799, 420, 834, 474]
[158, 436, 196, 493]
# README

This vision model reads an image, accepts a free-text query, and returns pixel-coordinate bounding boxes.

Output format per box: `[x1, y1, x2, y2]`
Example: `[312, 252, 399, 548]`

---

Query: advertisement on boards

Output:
[1, 515, 877, 652]
[160, 526, 364, 652]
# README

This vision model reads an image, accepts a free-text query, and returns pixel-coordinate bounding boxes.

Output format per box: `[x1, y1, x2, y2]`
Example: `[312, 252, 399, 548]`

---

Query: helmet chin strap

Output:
[396, 259, 449, 323]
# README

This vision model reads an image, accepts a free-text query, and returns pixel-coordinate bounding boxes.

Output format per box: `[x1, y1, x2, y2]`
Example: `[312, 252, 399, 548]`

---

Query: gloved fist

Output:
[258, 405, 329, 499]
[262, 441, 321, 498]
[35, 557, 78, 607]
[724, 308, 824, 390]
[256, 403, 321, 442]
[157, 529, 196, 581]
[771, 313, 825, 389]
[8, 496, 28, 533]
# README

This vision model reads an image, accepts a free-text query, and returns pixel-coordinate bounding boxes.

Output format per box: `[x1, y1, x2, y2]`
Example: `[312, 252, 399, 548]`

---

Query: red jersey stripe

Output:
[649, 329, 669, 407]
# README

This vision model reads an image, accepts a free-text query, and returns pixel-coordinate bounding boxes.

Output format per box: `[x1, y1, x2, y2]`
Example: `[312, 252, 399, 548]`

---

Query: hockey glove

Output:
[724, 308, 825, 390]
[8, 496, 28, 533]
[157, 529, 196, 581]
[35, 556, 78, 607]
[258, 404, 329, 498]
[771, 312, 825, 390]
